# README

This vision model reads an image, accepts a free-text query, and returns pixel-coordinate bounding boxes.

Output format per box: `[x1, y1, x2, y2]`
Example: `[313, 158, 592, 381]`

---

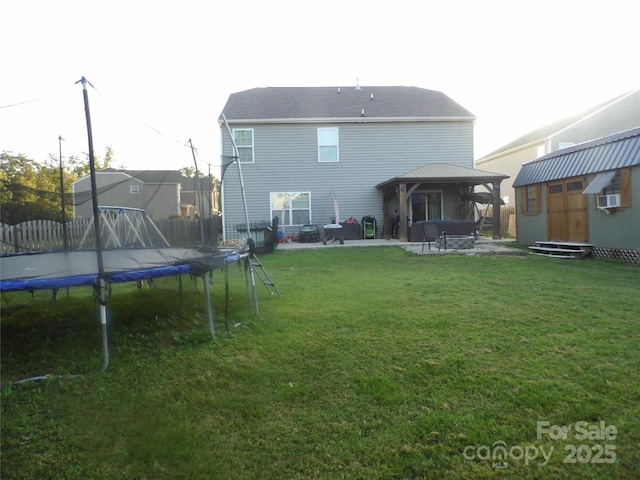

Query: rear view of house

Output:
[513, 127, 640, 263]
[219, 85, 508, 241]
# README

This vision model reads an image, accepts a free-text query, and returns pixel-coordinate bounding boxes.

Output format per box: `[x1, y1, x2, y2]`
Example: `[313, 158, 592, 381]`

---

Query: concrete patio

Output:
[275, 236, 524, 256]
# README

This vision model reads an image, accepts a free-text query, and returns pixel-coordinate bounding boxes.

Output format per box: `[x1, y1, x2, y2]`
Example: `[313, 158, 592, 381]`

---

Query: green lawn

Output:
[1, 247, 639, 479]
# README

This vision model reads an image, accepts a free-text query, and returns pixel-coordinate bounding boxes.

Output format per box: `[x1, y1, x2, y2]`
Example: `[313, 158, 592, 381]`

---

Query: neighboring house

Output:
[476, 89, 640, 206]
[72, 169, 218, 221]
[512, 127, 640, 263]
[218, 85, 508, 241]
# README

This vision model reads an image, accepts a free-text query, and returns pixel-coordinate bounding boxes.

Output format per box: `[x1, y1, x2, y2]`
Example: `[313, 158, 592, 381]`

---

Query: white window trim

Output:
[270, 192, 312, 226]
[318, 127, 339, 162]
[233, 128, 255, 163]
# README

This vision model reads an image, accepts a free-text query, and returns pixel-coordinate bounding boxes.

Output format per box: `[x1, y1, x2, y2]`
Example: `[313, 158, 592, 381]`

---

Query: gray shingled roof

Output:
[101, 169, 210, 190]
[479, 90, 639, 160]
[513, 127, 640, 187]
[376, 163, 508, 188]
[219, 86, 475, 121]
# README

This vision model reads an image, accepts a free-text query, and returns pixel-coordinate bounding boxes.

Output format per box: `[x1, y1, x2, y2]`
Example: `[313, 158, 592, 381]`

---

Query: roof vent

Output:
[361, 109, 365, 117]
[355, 78, 361, 90]
[370, 93, 374, 100]
[337, 87, 341, 94]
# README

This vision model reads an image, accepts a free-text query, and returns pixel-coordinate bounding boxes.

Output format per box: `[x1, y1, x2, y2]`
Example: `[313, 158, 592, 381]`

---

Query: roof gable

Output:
[513, 127, 640, 187]
[219, 86, 475, 122]
[105, 169, 185, 184]
[480, 89, 640, 160]
[77, 169, 212, 190]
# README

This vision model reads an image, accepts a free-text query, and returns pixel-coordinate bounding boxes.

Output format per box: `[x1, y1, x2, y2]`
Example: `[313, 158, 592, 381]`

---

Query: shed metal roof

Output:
[513, 127, 640, 187]
[219, 86, 475, 122]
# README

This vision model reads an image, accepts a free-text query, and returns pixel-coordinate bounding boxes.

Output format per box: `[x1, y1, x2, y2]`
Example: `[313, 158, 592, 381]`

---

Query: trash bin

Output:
[362, 216, 376, 239]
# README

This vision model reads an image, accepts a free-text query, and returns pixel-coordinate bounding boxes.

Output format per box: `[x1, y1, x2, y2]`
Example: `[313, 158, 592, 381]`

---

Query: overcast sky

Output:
[2, 0, 638, 176]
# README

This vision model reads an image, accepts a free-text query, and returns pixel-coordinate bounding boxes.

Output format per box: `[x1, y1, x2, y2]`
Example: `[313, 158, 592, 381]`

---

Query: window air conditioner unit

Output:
[597, 194, 620, 209]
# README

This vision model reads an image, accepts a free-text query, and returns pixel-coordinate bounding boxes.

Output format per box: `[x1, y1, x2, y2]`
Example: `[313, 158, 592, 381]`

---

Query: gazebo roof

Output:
[375, 163, 509, 189]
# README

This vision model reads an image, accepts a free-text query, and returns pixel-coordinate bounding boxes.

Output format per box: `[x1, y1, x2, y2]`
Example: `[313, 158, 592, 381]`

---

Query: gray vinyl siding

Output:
[221, 121, 474, 230]
[585, 166, 640, 250]
[550, 91, 640, 151]
[73, 173, 180, 221]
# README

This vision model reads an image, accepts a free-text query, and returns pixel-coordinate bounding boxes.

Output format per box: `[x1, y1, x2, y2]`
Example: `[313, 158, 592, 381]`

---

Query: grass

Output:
[1, 247, 639, 479]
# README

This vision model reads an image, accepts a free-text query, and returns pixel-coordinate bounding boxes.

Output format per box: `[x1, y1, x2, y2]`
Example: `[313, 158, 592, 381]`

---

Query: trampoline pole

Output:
[203, 275, 215, 337]
[78, 76, 109, 373]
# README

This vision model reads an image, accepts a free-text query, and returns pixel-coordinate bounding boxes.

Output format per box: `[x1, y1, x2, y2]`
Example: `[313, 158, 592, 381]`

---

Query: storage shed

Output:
[513, 127, 640, 263]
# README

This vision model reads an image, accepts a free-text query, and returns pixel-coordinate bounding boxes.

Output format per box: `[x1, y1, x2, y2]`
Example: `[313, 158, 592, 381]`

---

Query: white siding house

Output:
[219, 85, 501, 241]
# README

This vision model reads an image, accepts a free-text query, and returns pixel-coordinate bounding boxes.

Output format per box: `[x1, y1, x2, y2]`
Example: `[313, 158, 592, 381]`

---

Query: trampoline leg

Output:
[244, 256, 259, 316]
[100, 304, 109, 372]
[203, 274, 215, 337]
[250, 260, 259, 316]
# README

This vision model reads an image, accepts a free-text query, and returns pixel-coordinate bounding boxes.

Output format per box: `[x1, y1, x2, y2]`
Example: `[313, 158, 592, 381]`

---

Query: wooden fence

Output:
[1, 216, 221, 254]
[477, 205, 516, 237]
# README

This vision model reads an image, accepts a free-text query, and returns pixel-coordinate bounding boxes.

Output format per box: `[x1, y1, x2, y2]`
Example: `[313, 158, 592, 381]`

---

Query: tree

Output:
[0, 148, 118, 224]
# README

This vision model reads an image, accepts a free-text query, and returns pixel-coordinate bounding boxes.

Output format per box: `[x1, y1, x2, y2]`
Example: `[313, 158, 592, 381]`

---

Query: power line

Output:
[2, 79, 221, 173]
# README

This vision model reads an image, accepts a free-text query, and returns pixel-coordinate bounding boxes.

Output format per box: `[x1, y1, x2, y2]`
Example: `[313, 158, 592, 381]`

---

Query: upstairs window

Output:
[318, 128, 339, 162]
[233, 129, 254, 163]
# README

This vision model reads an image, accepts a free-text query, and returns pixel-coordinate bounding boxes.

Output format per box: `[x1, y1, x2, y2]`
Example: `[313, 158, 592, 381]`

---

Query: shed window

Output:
[567, 181, 583, 192]
[603, 173, 621, 195]
[520, 185, 541, 215]
[584, 168, 632, 209]
[604, 169, 632, 208]
[583, 170, 616, 194]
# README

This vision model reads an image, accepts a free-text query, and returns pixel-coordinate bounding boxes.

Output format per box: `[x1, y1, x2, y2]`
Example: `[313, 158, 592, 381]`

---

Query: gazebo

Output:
[375, 163, 509, 240]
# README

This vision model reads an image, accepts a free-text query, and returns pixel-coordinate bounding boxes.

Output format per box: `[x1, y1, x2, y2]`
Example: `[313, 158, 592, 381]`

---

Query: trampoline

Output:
[0, 247, 239, 292]
[1, 247, 242, 379]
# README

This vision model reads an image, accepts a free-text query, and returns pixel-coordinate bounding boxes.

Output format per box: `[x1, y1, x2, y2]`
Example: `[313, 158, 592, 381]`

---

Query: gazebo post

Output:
[492, 181, 502, 239]
[398, 183, 408, 241]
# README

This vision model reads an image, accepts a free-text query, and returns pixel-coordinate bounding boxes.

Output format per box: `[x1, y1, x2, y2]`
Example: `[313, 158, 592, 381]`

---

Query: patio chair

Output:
[421, 222, 443, 252]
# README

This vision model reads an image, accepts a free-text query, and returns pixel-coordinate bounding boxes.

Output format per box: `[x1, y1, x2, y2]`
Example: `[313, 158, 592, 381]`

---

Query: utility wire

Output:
[3, 80, 220, 173]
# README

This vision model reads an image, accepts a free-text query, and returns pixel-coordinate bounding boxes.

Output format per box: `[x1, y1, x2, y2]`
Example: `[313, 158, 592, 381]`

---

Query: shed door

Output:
[547, 177, 588, 242]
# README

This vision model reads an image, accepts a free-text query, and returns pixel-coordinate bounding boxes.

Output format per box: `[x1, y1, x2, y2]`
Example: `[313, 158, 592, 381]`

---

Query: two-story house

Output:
[219, 85, 508, 241]
[476, 89, 640, 207]
[72, 169, 218, 221]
